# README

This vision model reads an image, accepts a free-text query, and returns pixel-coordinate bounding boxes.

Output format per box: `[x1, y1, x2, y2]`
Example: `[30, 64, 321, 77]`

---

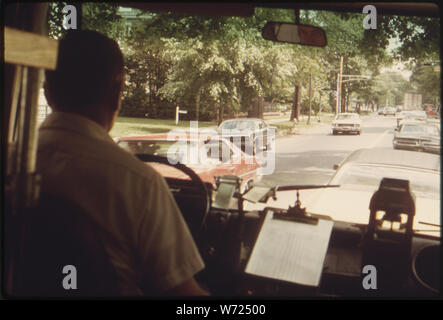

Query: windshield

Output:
[118, 140, 177, 156]
[118, 140, 203, 165]
[220, 120, 256, 130]
[399, 124, 438, 135]
[41, 3, 440, 229]
[336, 114, 359, 120]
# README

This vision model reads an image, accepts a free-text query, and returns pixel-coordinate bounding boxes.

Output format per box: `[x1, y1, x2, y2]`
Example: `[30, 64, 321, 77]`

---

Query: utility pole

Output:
[291, 8, 301, 123]
[307, 73, 312, 124]
[336, 73, 340, 114]
[338, 56, 343, 113]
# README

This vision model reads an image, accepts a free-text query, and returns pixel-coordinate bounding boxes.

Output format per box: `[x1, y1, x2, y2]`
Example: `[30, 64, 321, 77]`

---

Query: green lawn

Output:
[110, 114, 335, 138]
[110, 117, 217, 138]
[272, 114, 334, 132]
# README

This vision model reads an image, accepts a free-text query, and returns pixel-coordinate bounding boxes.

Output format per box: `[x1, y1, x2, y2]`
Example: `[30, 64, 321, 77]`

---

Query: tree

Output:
[409, 63, 441, 104]
[75, 5, 433, 120]
[48, 3, 124, 39]
[362, 15, 440, 64]
[47, 2, 68, 39]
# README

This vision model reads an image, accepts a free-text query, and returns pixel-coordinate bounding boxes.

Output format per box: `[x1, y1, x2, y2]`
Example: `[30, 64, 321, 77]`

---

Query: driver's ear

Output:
[108, 80, 122, 113]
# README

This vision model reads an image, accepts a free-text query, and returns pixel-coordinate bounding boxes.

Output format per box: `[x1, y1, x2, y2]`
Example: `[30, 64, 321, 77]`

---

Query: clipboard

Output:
[244, 208, 333, 287]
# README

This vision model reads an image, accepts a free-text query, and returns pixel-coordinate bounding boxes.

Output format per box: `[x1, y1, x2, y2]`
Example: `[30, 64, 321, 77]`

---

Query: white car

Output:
[331, 113, 362, 135]
[308, 148, 440, 237]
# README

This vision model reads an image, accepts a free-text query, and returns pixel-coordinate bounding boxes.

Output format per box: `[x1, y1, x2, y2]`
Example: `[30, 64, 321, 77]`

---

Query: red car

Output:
[115, 134, 262, 192]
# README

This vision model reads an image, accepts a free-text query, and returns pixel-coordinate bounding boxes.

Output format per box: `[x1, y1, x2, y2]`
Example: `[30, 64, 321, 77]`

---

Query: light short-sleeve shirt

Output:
[36, 112, 205, 295]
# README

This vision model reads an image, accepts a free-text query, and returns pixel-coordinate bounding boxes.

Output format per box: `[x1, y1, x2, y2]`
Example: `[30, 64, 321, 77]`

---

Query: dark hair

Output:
[45, 30, 124, 112]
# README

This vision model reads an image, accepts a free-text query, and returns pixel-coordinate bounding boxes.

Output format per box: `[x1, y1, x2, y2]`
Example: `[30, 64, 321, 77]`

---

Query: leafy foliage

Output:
[47, 2, 68, 39]
[49, 4, 438, 119]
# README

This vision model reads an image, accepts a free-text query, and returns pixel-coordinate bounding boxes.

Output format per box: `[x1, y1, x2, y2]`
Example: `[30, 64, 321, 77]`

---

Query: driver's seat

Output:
[12, 193, 121, 297]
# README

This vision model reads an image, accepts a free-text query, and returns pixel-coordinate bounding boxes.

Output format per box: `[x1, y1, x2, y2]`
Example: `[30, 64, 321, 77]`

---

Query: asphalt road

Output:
[261, 113, 397, 187]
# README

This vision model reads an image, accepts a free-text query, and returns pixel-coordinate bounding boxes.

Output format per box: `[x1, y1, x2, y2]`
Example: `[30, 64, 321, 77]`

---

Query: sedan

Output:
[393, 120, 440, 154]
[396, 110, 427, 128]
[308, 148, 440, 237]
[331, 113, 362, 135]
[217, 118, 275, 155]
[115, 134, 262, 192]
[384, 107, 396, 116]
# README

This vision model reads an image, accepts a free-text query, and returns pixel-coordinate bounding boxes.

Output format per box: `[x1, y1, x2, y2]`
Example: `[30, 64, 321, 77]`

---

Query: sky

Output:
[380, 37, 412, 81]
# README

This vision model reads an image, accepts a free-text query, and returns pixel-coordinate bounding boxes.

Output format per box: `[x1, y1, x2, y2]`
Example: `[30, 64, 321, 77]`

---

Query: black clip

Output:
[273, 189, 319, 225]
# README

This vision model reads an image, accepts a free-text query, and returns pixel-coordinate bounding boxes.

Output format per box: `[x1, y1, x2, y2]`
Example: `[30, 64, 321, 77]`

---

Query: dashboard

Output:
[165, 174, 441, 297]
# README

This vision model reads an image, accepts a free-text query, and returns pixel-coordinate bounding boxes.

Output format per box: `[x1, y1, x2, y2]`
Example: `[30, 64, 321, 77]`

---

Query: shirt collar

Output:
[39, 111, 114, 144]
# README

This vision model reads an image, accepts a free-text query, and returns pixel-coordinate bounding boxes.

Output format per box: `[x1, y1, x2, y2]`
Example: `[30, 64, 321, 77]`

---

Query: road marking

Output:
[277, 168, 335, 174]
[303, 167, 336, 173]
[368, 128, 391, 149]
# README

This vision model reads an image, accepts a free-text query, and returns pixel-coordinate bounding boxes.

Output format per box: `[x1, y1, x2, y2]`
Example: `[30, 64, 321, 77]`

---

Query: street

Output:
[244, 114, 400, 211]
[262, 114, 397, 186]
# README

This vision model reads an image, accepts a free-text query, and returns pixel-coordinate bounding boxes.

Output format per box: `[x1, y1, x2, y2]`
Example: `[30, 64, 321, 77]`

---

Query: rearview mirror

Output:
[262, 22, 327, 47]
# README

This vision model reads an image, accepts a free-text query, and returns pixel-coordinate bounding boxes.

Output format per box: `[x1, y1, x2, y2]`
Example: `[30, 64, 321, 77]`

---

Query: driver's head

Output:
[44, 30, 124, 130]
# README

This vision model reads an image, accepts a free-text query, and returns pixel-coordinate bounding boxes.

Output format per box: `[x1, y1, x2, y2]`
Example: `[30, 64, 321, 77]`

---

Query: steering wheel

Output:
[135, 154, 210, 241]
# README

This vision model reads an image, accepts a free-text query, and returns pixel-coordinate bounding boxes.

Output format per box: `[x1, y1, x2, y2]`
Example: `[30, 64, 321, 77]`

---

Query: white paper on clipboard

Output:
[245, 209, 333, 287]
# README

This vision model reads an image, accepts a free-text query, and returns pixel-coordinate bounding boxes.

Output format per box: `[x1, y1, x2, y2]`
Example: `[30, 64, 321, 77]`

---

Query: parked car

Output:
[410, 110, 428, 121]
[115, 134, 262, 192]
[307, 148, 440, 237]
[217, 118, 275, 154]
[331, 113, 362, 135]
[396, 110, 428, 127]
[393, 120, 440, 154]
[384, 107, 396, 116]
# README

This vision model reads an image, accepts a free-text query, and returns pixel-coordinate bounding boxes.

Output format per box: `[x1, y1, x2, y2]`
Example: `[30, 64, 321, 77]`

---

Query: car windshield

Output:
[220, 120, 256, 130]
[400, 124, 428, 134]
[118, 140, 205, 165]
[424, 125, 440, 135]
[336, 114, 358, 120]
[118, 140, 177, 156]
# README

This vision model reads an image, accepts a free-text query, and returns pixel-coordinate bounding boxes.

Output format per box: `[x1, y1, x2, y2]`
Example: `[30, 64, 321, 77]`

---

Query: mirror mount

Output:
[262, 22, 327, 47]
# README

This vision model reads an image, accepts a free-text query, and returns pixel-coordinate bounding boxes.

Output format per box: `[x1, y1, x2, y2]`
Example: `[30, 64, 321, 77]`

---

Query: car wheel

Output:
[357, 130, 361, 135]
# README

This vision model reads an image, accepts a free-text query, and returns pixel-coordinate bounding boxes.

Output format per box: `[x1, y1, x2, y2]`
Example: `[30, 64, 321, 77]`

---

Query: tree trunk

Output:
[195, 90, 200, 122]
[249, 96, 264, 118]
[258, 96, 264, 119]
[291, 84, 300, 121]
[218, 100, 224, 125]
